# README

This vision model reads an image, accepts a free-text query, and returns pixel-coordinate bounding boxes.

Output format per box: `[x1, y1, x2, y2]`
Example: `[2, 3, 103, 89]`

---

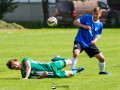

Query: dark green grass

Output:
[0, 28, 120, 90]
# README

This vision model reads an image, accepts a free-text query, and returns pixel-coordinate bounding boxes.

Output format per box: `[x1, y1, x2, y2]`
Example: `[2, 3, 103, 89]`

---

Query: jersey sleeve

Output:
[22, 58, 30, 62]
[22, 58, 31, 64]
[21, 58, 31, 78]
[77, 14, 89, 24]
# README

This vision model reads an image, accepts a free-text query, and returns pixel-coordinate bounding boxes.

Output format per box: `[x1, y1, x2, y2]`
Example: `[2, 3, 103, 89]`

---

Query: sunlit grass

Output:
[0, 28, 120, 90]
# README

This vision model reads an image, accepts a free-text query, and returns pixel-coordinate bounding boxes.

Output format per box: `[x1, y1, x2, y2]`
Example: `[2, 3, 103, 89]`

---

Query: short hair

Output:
[6, 59, 17, 69]
[93, 7, 102, 13]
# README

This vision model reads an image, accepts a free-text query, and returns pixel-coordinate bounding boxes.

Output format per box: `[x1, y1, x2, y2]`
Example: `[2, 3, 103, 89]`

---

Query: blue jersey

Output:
[75, 14, 103, 48]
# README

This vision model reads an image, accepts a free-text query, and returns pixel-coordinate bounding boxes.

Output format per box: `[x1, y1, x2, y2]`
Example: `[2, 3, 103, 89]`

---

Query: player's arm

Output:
[91, 35, 100, 45]
[22, 60, 31, 80]
[73, 19, 91, 30]
[37, 71, 48, 79]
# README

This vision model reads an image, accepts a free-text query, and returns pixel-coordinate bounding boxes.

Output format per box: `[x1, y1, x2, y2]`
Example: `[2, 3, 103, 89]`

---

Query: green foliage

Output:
[0, 28, 120, 90]
[0, 0, 18, 19]
[0, 20, 24, 29]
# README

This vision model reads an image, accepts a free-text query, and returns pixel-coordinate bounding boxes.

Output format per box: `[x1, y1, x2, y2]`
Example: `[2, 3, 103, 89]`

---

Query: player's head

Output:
[93, 7, 102, 21]
[6, 59, 21, 70]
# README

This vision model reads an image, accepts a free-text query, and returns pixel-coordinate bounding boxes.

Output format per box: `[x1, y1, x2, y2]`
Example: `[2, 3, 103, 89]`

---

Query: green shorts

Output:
[47, 60, 67, 78]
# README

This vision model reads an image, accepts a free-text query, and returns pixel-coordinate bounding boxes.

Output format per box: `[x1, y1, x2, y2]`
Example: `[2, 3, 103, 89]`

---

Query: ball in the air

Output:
[47, 16, 57, 26]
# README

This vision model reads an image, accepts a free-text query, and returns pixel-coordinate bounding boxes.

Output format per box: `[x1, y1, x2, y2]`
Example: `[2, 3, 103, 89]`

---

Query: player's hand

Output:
[22, 77, 28, 80]
[37, 71, 48, 79]
[91, 40, 96, 45]
[84, 25, 91, 30]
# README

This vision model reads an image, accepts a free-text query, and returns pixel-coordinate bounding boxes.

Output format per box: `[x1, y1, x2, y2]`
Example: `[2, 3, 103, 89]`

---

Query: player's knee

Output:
[65, 71, 74, 77]
[68, 60, 72, 65]
[95, 53, 105, 62]
[73, 53, 79, 58]
[65, 60, 72, 66]
[99, 57, 105, 62]
[73, 49, 80, 58]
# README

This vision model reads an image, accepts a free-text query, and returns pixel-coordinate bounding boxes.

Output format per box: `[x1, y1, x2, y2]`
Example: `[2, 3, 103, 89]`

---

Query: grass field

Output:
[0, 28, 120, 90]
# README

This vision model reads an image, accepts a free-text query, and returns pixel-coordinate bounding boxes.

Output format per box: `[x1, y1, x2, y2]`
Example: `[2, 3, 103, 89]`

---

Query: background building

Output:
[3, 0, 56, 22]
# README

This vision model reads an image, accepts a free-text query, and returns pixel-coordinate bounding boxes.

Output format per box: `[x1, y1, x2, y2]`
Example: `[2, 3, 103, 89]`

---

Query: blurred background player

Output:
[6, 56, 84, 80]
[70, 7, 110, 75]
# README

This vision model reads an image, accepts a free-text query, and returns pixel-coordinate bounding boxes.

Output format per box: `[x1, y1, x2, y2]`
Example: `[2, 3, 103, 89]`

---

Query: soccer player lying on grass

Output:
[6, 56, 84, 80]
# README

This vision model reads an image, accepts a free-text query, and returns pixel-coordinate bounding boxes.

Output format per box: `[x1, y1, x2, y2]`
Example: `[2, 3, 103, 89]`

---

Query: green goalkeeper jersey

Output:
[21, 57, 68, 78]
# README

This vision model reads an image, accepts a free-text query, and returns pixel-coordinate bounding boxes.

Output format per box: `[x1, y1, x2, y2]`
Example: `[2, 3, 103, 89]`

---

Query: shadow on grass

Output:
[0, 78, 20, 80]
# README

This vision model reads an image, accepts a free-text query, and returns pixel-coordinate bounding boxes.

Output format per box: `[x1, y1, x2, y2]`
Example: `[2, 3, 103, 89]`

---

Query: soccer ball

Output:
[47, 16, 57, 26]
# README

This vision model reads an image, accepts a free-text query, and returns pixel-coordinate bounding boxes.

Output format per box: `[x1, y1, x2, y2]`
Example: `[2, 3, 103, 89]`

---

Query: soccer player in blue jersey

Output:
[70, 7, 110, 75]
[6, 56, 84, 80]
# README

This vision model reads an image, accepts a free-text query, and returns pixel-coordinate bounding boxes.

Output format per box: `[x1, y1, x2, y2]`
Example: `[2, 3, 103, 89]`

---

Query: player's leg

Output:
[70, 41, 82, 70]
[95, 52, 110, 75]
[53, 60, 72, 71]
[85, 45, 110, 75]
[70, 49, 80, 70]
[64, 60, 72, 66]
[95, 52, 105, 72]
[53, 60, 70, 70]
[65, 67, 84, 77]
[53, 59, 80, 70]
[65, 71, 75, 77]
[51, 55, 68, 61]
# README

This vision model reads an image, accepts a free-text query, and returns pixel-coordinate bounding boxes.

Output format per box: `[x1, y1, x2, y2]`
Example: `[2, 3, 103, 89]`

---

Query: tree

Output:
[42, 0, 49, 26]
[0, 0, 18, 19]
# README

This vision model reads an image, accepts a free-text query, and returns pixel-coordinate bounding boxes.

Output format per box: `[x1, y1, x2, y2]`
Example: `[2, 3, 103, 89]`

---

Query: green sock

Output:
[72, 70, 77, 76]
